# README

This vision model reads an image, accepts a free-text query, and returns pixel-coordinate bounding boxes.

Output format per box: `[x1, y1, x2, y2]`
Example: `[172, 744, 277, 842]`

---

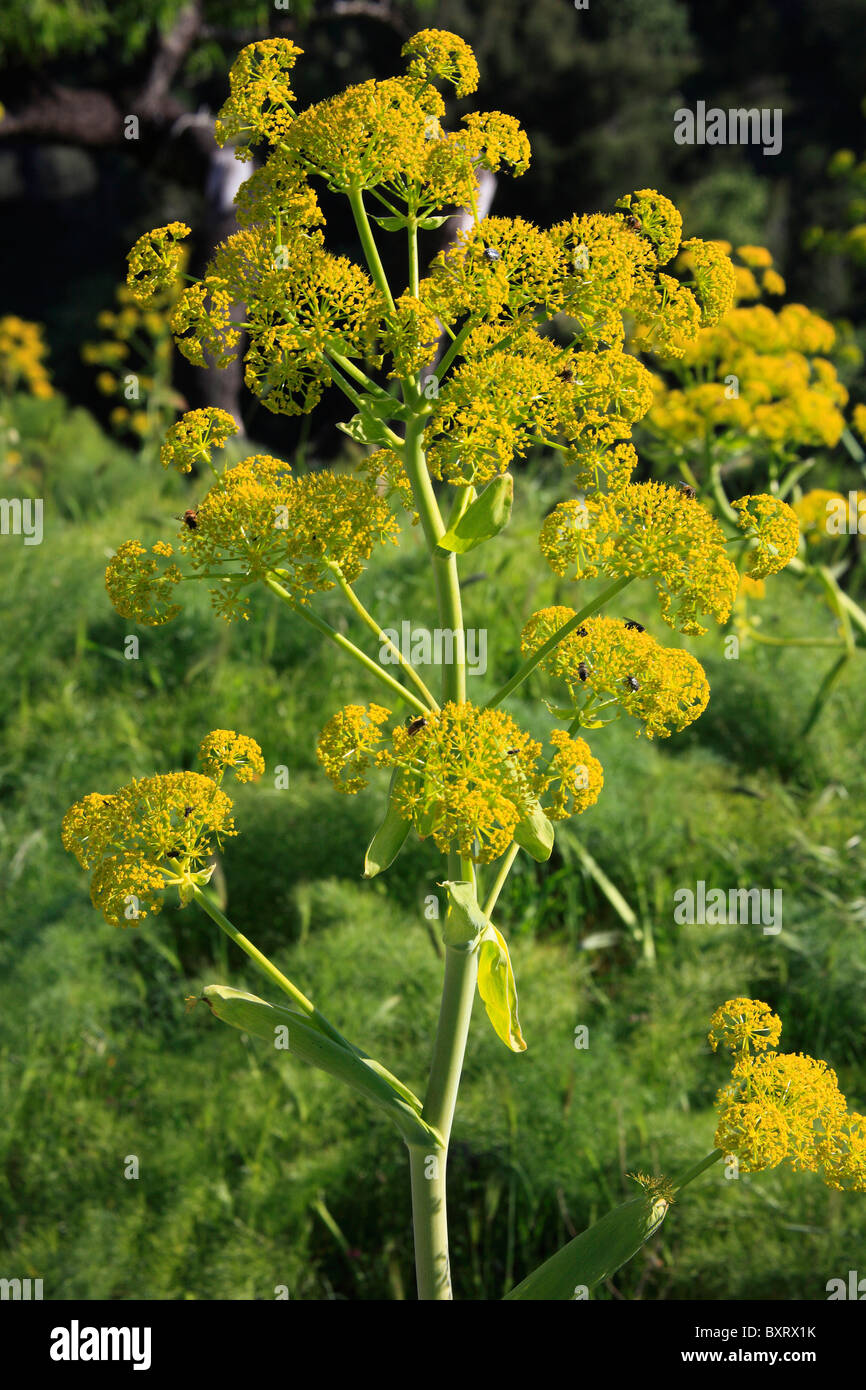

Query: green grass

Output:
[2, 394, 866, 1299]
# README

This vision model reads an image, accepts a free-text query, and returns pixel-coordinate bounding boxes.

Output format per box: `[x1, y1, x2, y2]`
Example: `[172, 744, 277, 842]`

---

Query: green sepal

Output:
[436, 474, 514, 554]
[335, 410, 390, 447]
[364, 771, 412, 878]
[514, 800, 554, 862]
[503, 1188, 672, 1300]
[365, 394, 407, 422]
[202, 985, 440, 1148]
[476, 924, 526, 1052]
[440, 879, 487, 948]
[417, 214, 452, 230]
[543, 701, 581, 720]
[372, 213, 412, 231]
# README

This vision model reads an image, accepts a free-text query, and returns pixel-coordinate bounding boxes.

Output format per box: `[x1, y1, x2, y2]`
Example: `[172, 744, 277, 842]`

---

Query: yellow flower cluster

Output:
[105, 539, 182, 626]
[62, 730, 261, 926]
[678, 237, 738, 325]
[646, 275, 847, 455]
[315, 703, 392, 793]
[126, 223, 190, 303]
[83, 279, 181, 438]
[425, 332, 655, 487]
[401, 28, 480, 95]
[539, 480, 739, 634]
[172, 227, 383, 416]
[545, 730, 604, 820]
[287, 76, 444, 195]
[732, 493, 800, 577]
[215, 38, 303, 156]
[105, 446, 403, 626]
[627, 271, 702, 359]
[708, 997, 783, 1055]
[459, 111, 531, 177]
[137, 27, 729, 474]
[711, 998, 866, 1190]
[0, 316, 53, 398]
[520, 609, 710, 738]
[615, 189, 683, 264]
[819, 1111, 866, 1193]
[388, 703, 546, 862]
[198, 729, 266, 784]
[234, 148, 325, 231]
[354, 447, 417, 519]
[316, 702, 603, 862]
[184, 455, 400, 612]
[160, 408, 238, 474]
[421, 216, 566, 331]
[378, 294, 441, 379]
[793, 488, 865, 544]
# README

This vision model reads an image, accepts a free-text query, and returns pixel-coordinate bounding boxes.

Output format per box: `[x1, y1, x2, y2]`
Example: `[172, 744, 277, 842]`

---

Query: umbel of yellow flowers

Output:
[711, 998, 866, 1193]
[62, 731, 264, 926]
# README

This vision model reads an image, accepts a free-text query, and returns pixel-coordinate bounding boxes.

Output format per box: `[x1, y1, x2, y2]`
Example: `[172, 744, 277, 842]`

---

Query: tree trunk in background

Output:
[195, 142, 251, 431]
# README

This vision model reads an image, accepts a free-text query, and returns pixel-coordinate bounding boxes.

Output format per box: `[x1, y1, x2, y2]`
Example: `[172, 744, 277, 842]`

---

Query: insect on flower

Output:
[624, 675, 640, 692]
[175, 508, 199, 530]
[624, 618, 645, 632]
[482, 245, 501, 261]
[676, 482, 697, 500]
[615, 208, 642, 232]
[577, 661, 591, 682]
[406, 716, 428, 736]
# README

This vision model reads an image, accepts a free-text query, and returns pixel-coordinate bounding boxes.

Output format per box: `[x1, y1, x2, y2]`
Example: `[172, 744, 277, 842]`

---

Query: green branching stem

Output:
[191, 885, 344, 1044]
[327, 562, 440, 710]
[435, 319, 477, 380]
[347, 185, 396, 313]
[263, 573, 429, 715]
[484, 575, 637, 710]
[399, 412, 479, 1299]
[671, 1149, 724, 1192]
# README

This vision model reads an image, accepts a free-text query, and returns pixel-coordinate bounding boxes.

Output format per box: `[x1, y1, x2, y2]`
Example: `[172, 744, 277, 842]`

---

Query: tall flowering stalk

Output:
[63, 31, 838, 1300]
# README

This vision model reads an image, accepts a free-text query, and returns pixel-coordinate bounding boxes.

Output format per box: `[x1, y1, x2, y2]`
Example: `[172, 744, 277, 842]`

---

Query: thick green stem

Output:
[400, 421, 467, 705]
[263, 573, 429, 715]
[399, 414, 477, 1298]
[410, 934, 479, 1298]
[484, 575, 636, 709]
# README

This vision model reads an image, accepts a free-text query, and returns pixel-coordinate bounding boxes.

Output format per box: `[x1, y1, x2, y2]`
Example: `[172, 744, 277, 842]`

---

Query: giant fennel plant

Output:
[62, 31, 865, 1300]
